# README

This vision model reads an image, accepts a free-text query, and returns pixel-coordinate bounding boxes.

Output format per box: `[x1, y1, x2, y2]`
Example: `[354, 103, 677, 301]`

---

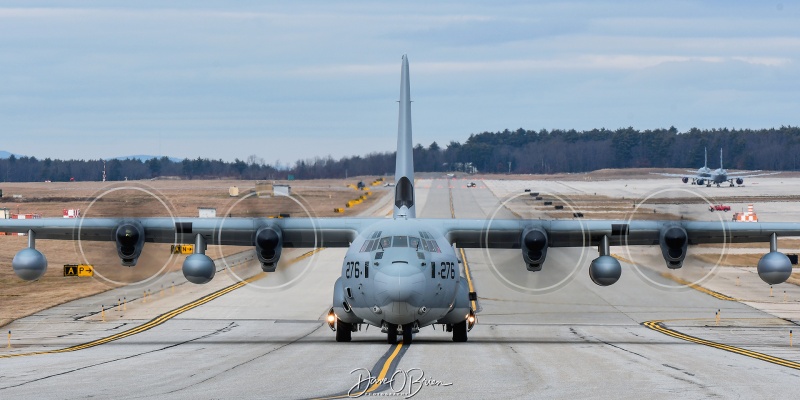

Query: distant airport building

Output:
[198, 207, 217, 218]
[274, 184, 291, 197]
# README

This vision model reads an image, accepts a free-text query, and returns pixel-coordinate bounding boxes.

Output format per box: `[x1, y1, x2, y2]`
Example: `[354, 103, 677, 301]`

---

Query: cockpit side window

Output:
[368, 239, 381, 252]
[360, 240, 373, 252]
[421, 239, 430, 252]
[409, 236, 420, 250]
[380, 237, 392, 249]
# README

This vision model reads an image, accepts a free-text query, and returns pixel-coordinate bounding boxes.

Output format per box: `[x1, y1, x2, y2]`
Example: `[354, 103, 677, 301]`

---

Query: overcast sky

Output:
[1, 1, 798, 164]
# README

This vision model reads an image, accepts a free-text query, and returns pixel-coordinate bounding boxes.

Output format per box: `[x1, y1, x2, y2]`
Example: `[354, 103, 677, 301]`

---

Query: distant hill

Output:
[113, 155, 184, 163]
[0, 150, 24, 159]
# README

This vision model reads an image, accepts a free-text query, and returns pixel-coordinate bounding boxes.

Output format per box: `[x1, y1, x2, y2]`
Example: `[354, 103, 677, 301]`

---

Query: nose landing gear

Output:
[386, 323, 398, 344]
[402, 324, 413, 343]
[385, 323, 416, 344]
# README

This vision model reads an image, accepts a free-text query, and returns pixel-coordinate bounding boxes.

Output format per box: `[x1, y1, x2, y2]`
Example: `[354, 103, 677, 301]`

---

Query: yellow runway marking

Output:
[611, 254, 736, 302]
[1, 248, 325, 359]
[643, 320, 800, 370]
[610, 253, 634, 264]
[312, 342, 405, 400]
[659, 272, 737, 301]
[448, 183, 477, 310]
[367, 342, 404, 393]
[460, 248, 477, 311]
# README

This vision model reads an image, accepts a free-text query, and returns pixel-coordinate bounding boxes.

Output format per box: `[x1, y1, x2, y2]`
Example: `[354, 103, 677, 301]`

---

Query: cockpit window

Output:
[371, 231, 382, 239]
[373, 235, 425, 250]
[393, 236, 408, 248]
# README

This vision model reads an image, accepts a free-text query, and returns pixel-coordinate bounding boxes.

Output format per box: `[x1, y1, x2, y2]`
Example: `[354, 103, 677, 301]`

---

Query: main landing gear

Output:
[328, 308, 354, 342]
[450, 321, 467, 342]
[336, 319, 353, 342]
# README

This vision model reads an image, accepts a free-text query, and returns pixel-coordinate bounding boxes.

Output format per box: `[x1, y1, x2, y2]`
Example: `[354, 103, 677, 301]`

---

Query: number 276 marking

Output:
[439, 262, 456, 279]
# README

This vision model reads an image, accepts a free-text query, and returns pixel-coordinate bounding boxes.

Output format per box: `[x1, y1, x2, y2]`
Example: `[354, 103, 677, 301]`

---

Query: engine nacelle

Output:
[589, 255, 621, 286]
[659, 225, 688, 269]
[697, 178, 705, 186]
[182, 254, 216, 284]
[757, 252, 792, 285]
[736, 178, 744, 185]
[255, 225, 283, 272]
[521, 228, 548, 271]
[115, 221, 145, 266]
[12, 248, 48, 281]
[681, 177, 689, 184]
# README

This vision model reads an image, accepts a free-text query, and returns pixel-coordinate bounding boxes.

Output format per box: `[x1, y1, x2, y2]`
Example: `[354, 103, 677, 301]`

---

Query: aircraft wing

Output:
[3, 216, 799, 285]
[0, 216, 379, 282]
[649, 172, 697, 178]
[5, 217, 798, 249]
[0, 217, 377, 248]
[441, 218, 799, 284]
[439, 219, 800, 248]
[725, 171, 780, 178]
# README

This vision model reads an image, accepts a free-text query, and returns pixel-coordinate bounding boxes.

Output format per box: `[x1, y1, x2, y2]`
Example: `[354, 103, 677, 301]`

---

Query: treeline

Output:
[454, 126, 800, 173]
[1, 126, 799, 182]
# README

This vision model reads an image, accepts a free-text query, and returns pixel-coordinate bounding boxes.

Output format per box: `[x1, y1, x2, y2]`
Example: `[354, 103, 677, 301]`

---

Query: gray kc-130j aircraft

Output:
[654, 148, 778, 187]
[2, 56, 798, 344]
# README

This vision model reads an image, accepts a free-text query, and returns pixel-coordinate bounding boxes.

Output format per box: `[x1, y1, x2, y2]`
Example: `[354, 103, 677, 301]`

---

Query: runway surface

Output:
[2, 178, 800, 399]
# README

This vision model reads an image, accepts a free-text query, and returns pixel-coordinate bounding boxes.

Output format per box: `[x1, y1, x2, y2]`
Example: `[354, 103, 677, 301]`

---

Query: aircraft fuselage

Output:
[331, 218, 471, 332]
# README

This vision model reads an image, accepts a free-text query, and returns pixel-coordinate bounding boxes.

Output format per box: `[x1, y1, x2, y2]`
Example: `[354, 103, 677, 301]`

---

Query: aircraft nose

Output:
[374, 262, 425, 304]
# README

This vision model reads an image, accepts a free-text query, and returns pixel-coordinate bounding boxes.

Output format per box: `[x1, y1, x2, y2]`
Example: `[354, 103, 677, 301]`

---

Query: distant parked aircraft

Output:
[654, 148, 779, 187]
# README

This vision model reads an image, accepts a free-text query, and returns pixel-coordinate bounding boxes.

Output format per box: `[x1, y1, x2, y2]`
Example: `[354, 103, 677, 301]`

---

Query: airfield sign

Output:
[171, 244, 194, 254]
[63, 264, 94, 277]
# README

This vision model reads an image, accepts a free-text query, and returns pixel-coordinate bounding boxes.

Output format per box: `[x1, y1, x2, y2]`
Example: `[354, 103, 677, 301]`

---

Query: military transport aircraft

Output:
[654, 148, 778, 187]
[1, 56, 798, 345]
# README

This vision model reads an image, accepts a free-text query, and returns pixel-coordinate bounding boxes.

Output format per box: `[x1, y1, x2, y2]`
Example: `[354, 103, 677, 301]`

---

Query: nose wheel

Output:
[387, 323, 397, 344]
[402, 324, 413, 343]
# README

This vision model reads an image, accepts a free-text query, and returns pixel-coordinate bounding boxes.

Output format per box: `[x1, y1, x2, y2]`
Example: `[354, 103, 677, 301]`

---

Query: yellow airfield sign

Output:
[171, 244, 194, 254]
[64, 264, 94, 277]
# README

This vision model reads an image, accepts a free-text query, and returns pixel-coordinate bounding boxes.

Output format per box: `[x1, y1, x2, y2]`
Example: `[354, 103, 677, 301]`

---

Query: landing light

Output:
[467, 310, 477, 331]
[326, 308, 337, 331]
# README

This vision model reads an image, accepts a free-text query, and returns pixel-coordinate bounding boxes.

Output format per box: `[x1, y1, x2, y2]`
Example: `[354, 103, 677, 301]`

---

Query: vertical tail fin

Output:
[393, 55, 416, 219]
[704, 147, 708, 169]
[719, 148, 723, 170]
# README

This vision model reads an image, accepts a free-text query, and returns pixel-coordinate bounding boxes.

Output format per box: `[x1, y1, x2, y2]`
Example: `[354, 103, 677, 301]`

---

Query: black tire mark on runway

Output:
[0, 322, 237, 391]
[156, 322, 325, 398]
[569, 327, 648, 359]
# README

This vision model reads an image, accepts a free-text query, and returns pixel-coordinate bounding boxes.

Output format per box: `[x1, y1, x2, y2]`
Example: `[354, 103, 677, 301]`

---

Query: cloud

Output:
[0, 1, 798, 163]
